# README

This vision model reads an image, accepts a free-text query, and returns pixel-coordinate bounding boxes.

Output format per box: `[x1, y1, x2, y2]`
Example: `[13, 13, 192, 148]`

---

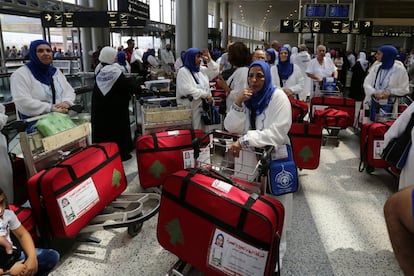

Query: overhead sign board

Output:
[280, 19, 373, 35]
[304, 3, 350, 18]
[41, 11, 146, 28]
[117, 0, 149, 19]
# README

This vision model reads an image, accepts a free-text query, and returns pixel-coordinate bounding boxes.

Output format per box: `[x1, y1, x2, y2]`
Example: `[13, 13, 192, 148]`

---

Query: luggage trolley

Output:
[310, 81, 354, 147]
[136, 92, 192, 135]
[10, 114, 160, 240]
[359, 95, 412, 175]
[164, 130, 276, 276]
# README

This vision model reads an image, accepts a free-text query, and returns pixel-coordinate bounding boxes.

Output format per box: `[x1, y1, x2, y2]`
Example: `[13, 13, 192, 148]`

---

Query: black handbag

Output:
[381, 112, 414, 170]
[0, 247, 21, 271]
[201, 98, 221, 125]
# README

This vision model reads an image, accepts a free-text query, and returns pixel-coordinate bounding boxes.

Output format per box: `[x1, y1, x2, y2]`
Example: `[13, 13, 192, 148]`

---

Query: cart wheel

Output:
[127, 212, 144, 237]
[366, 166, 375, 174]
[322, 137, 327, 146]
[335, 140, 340, 147]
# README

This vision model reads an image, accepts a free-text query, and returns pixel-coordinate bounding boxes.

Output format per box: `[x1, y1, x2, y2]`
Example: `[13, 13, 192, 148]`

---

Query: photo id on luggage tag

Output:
[373, 140, 385, 160]
[271, 144, 289, 160]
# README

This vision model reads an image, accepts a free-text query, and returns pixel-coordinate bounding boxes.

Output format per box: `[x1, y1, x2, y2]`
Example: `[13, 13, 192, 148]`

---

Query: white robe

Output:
[225, 67, 249, 113]
[384, 102, 414, 190]
[271, 64, 305, 100]
[10, 66, 75, 117]
[0, 103, 13, 203]
[176, 60, 219, 131]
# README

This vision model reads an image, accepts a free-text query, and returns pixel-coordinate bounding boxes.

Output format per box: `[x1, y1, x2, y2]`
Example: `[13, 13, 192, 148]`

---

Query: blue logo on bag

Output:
[275, 165, 294, 189]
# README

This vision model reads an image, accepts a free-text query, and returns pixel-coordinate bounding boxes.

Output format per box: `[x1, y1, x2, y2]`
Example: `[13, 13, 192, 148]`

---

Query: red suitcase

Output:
[359, 121, 393, 173]
[136, 129, 208, 188]
[9, 204, 39, 244]
[288, 123, 322, 169]
[311, 96, 355, 124]
[157, 169, 284, 276]
[313, 108, 352, 128]
[27, 143, 127, 238]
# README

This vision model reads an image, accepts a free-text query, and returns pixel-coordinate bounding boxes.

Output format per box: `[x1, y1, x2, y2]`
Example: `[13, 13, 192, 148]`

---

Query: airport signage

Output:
[280, 19, 373, 35]
[41, 11, 146, 28]
[117, 0, 149, 19]
[304, 3, 350, 18]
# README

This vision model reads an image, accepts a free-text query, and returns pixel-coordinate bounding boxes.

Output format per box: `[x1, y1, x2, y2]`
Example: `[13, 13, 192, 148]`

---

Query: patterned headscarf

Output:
[25, 39, 56, 85]
[183, 48, 202, 73]
[378, 45, 397, 70]
[277, 46, 294, 80]
[244, 61, 275, 115]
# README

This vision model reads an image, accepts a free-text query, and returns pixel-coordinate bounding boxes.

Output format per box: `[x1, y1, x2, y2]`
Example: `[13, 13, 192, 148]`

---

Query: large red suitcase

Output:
[27, 143, 127, 238]
[288, 123, 322, 169]
[311, 96, 355, 124]
[136, 129, 208, 188]
[157, 169, 284, 276]
[359, 121, 393, 172]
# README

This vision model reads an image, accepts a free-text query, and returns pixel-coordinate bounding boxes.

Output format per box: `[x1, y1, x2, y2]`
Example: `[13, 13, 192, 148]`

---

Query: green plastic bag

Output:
[35, 112, 76, 137]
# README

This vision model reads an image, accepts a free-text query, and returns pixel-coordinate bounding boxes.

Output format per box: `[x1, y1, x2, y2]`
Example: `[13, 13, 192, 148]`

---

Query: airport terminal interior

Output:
[0, 0, 413, 275]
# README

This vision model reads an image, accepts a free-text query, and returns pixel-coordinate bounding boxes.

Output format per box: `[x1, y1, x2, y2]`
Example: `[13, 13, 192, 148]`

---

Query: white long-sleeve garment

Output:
[10, 66, 75, 117]
[225, 67, 249, 113]
[363, 60, 410, 104]
[384, 102, 414, 190]
[271, 64, 305, 100]
[0, 103, 13, 203]
[176, 60, 219, 130]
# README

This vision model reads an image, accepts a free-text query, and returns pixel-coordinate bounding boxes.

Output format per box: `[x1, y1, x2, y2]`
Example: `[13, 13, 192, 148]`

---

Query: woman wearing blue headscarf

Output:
[176, 47, 219, 130]
[117, 51, 131, 73]
[10, 39, 76, 118]
[270, 46, 305, 100]
[224, 61, 292, 268]
[363, 45, 410, 123]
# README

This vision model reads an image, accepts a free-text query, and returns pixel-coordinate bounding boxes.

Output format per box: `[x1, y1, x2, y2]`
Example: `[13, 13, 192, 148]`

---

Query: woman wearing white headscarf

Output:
[349, 51, 369, 101]
[91, 46, 135, 161]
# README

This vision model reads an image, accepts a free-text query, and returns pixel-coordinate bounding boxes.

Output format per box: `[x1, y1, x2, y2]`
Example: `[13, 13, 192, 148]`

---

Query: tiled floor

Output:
[49, 128, 403, 276]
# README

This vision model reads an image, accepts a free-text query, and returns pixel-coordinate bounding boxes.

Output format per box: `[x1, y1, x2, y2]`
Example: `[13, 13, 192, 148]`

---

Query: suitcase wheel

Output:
[127, 213, 144, 237]
[366, 165, 375, 174]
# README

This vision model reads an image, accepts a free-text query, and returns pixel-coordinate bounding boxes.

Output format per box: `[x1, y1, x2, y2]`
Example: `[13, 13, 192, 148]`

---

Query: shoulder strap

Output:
[50, 76, 56, 104]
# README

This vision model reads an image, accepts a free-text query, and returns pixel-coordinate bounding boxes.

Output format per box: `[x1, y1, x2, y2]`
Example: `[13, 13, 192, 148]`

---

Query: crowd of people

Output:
[1, 36, 414, 275]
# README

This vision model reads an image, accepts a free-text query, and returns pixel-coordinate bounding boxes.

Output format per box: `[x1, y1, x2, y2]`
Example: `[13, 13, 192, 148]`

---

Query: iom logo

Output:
[275, 165, 294, 189]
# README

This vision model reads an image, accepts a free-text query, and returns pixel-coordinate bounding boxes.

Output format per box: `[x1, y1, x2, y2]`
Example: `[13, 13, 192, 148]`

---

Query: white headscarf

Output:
[357, 52, 369, 71]
[95, 46, 122, 96]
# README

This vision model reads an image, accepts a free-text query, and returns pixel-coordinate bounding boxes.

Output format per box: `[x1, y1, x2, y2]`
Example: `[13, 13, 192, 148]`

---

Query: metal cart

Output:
[166, 130, 272, 276]
[135, 93, 192, 135]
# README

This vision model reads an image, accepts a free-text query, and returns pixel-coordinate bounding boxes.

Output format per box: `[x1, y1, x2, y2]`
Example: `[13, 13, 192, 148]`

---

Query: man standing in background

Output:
[160, 44, 175, 74]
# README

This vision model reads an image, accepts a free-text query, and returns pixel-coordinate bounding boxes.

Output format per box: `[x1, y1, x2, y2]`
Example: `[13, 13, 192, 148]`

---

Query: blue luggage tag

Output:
[267, 144, 299, 196]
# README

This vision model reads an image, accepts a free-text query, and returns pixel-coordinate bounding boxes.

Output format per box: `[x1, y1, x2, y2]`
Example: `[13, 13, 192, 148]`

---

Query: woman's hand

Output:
[53, 102, 70, 113]
[374, 91, 389, 100]
[235, 88, 253, 107]
[283, 88, 294, 97]
[228, 140, 242, 158]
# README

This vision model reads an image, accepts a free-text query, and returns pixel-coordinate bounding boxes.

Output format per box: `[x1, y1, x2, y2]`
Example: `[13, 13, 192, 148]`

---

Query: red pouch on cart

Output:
[136, 129, 209, 189]
[313, 108, 352, 128]
[289, 98, 309, 123]
[289, 123, 322, 170]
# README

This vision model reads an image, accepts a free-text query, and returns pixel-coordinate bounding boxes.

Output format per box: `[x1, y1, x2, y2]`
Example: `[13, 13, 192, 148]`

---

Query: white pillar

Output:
[176, 0, 191, 56]
[221, 2, 229, 48]
[191, 0, 208, 49]
[214, 2, 220, 29]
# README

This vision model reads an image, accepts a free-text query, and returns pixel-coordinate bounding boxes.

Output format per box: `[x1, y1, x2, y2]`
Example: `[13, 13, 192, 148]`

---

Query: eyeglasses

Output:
[248, 73, 265, 80]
